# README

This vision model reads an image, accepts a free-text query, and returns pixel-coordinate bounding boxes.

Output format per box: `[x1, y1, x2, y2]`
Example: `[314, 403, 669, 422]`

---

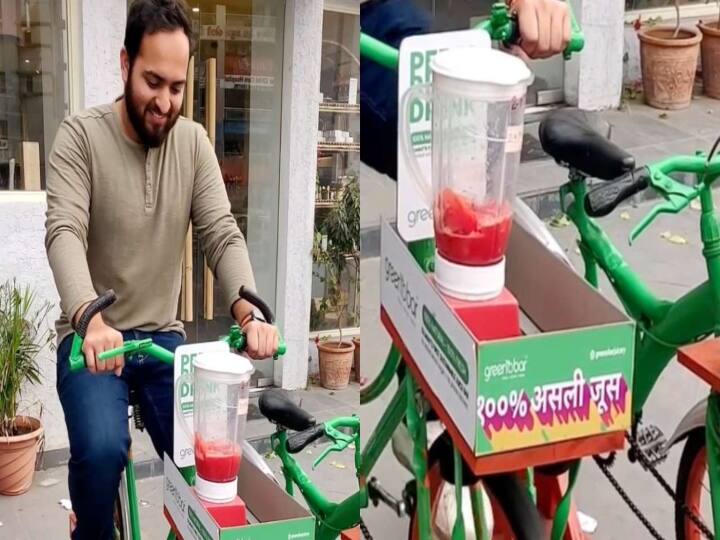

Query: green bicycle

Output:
[67, 287, 360, 540]
[362, 2, 720, 538]
[358, 2, 588, 539]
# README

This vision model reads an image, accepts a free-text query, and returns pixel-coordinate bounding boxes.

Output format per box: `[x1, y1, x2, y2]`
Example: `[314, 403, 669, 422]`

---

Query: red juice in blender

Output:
[434, 188, 513, 266]
[194, 434, 242, 483]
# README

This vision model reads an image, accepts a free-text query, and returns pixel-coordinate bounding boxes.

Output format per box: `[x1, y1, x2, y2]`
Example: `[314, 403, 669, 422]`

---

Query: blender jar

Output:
[177, 351, 253, 503]
[401, 47, 533, 300]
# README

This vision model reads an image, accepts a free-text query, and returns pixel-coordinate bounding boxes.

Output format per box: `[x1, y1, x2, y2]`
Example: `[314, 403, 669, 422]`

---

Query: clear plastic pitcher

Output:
[175, 351, 253, 503]
[401, 47, 533, 300]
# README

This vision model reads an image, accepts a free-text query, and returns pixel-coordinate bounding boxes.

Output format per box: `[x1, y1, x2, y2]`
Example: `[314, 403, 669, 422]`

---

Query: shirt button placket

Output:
[145, 152, 152, 209]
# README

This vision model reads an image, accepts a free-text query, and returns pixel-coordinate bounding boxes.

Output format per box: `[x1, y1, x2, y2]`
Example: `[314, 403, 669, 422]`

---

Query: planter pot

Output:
[638, 25, 702, 110]
[352, 337, 360, 382]
[318, 340, 355, 390]
[0, 416, 43, 495]
[700, 21, 720, 99]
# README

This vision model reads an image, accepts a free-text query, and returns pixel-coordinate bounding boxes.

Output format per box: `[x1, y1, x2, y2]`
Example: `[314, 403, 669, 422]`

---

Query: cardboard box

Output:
[380, 219, 635, 463]
[164, 454, 315, 540]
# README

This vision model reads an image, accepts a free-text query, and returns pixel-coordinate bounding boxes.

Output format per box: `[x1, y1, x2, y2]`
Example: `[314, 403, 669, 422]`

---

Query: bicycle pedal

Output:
[635, 423, 668, 467]
[368, 477, 406, 517]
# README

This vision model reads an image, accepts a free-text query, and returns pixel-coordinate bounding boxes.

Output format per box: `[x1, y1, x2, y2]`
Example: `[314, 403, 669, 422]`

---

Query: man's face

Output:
[121, 29, 189, 147]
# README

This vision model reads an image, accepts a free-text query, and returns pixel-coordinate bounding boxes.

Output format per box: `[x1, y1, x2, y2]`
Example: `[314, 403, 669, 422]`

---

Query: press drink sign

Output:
[397, 30, 490, 242]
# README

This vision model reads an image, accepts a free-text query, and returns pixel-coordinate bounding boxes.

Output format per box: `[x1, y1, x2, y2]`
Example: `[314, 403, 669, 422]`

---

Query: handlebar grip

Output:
[239, 286, 276, 324]
[74, 290, 117, 338]
[585, 168, 650, 218]
[286, 424, 326, 454]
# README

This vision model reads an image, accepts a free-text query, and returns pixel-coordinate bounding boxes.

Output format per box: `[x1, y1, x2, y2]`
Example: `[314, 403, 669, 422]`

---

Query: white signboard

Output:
[381, 221, 477, 446]
[397, 30, 490, 242]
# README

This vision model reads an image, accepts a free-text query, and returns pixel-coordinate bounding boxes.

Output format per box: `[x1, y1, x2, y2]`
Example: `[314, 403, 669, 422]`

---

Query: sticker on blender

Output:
[505, 125, 524, 153]
[237, 397, 249, 415]
[397, 30, 490, 243]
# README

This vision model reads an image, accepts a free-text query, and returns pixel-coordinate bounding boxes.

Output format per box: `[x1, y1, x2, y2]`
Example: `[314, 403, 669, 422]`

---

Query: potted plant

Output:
[0, 280, 54, 495]
[699, 1, 720, 98]
[352, 335, 360, 383]
[312, 175, 359, 390]
[637, 0, 702, 109]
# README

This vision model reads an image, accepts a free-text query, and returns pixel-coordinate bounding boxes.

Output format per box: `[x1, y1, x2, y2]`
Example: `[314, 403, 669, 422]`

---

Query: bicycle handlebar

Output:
[360, 1, 584, 70]
[68, 287, 286, 372]
[582, 153, 720, 244]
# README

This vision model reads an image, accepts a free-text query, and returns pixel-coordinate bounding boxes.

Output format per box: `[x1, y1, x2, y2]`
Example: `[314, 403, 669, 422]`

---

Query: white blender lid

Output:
[194, 351, 254, 378]
[432, 47, 533, 87]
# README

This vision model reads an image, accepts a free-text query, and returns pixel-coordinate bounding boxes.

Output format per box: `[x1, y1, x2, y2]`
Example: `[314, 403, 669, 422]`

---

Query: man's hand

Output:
[510, 0, 571, 60]
[74, 305, 124, 375]
[242, 320, 280, 360]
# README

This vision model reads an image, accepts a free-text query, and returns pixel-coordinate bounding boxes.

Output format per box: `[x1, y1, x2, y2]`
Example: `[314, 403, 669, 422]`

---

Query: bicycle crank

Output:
[368, 477, 407, 517]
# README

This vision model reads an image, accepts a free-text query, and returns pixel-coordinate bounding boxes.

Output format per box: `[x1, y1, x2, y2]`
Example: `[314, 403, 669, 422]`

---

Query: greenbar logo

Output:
[422, 306, 468, 384]
[189, 506, 213, 540]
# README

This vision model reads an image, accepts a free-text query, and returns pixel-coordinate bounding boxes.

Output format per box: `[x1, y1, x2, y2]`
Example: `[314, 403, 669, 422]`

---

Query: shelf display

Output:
[310, 9, 360, 333]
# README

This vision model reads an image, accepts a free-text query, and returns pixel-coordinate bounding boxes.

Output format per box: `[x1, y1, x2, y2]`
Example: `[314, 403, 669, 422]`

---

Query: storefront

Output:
[0, 0, 356, 406]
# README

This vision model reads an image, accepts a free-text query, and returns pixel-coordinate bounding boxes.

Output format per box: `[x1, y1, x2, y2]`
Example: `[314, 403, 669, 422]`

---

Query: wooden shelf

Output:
[317, 143, 359, 153]
[319, 103, 359, 114]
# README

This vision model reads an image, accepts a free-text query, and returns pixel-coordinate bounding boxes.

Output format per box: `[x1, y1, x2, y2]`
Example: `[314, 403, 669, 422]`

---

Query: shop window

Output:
[0, 1, 69, 191]
[310, 9, 360, 333]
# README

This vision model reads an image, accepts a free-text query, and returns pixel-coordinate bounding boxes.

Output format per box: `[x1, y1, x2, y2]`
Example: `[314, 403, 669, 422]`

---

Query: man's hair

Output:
[124, 0, 193, 63]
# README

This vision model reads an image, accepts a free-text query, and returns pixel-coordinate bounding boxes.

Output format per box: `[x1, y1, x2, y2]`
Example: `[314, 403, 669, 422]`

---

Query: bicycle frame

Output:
[563, 154, 720, 533]
[270, 417, 362, 540]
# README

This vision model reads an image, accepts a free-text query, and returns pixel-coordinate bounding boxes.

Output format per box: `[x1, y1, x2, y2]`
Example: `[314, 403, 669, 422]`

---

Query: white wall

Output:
[275, 0, 324, 389]
[81, 0, 126, 107]
[565, 0, 625, 111]
[0, 193, 64, 451]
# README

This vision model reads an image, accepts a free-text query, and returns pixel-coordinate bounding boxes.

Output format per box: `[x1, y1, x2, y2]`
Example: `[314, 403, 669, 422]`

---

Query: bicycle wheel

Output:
[408, 436, 543, 540]
[676, 428, 714, 540]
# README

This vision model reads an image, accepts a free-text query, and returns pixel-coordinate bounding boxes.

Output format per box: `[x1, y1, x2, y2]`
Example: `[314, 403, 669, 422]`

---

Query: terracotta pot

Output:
[638, 25, 702, 110]
[352, 337, 360, 382]
[318, 340, 355, 390]
[699, 21, 720, 99]
[0, 416, 43, 495]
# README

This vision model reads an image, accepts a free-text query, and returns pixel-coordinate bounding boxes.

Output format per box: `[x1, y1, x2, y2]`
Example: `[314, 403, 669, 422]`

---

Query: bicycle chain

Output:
[593, 430, 714, 539]
[359, 518, 374, 540]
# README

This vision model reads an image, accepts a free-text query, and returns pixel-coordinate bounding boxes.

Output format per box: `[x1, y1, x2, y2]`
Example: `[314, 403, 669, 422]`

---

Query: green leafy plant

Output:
[312, 173, 359, 345]
[0, 280, 55, 437]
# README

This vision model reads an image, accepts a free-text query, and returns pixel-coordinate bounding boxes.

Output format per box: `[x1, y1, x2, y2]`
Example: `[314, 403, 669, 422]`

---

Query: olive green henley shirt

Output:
[45, 101, 256, 344]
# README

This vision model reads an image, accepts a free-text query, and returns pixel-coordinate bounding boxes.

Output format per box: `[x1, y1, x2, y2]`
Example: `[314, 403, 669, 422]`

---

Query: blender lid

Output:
[194, 351, 254, 377]
[432, 47, 533, 87]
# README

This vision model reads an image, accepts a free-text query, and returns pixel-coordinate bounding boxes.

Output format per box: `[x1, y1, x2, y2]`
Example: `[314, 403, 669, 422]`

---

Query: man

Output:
[45, 1, 279, 538]
[361, 0, 572, 179]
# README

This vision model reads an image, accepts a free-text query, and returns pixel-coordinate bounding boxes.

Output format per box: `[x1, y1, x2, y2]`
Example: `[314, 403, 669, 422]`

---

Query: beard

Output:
[124, 69, 180, 148]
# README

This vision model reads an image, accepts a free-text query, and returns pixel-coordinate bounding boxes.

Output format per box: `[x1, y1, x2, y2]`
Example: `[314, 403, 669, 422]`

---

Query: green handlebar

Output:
[69, 325, 287, 373]
[360, 1, 584, 69]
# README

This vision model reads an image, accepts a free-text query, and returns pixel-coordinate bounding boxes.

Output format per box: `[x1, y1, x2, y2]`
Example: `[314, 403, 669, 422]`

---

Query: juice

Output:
[435, 188, 513, 266]
[194, 434, 242, 483]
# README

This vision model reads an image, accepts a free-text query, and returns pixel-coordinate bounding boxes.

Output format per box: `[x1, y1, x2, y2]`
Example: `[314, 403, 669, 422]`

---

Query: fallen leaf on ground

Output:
[660, 231, 671, 240]
[39, 478, 59, 488]
[330, 461, 347, 469]
[620, 211, 630, 220]
[306, 450, 313, 455]
[658, 113, 668, 119]
[578, 511, 598, 533]
[669, 234, 687, 245]
[548, 214, 571, 228]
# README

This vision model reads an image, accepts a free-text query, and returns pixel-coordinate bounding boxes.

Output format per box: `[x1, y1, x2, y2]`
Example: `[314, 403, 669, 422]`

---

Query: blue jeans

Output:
[56, 329, 184, 540]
